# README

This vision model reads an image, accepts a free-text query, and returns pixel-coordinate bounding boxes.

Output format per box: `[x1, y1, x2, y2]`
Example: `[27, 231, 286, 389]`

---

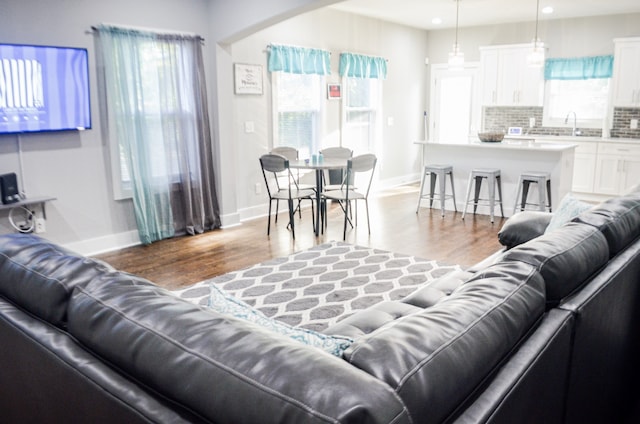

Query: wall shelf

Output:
[0, 196, 56, 219]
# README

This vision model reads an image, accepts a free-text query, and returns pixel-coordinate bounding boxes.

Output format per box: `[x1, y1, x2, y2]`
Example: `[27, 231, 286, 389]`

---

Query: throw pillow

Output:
[498, 211, 553, 249]
[544, 193, 592, 234]
[208, 284, 353, 357]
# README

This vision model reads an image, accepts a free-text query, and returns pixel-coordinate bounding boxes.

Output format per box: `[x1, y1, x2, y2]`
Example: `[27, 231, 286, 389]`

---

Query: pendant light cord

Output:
[533, 0, 540, 46]
[454, 0, 460, 47]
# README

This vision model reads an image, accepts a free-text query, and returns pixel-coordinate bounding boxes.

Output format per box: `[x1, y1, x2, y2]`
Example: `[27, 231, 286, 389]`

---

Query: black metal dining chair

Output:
[321, 153, 377, 240]
[259, 154, 316, 239]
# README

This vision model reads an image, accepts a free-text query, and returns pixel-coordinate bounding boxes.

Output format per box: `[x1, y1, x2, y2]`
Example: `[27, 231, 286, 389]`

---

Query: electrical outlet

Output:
[631, 119, 638, 130]
[254, 183, 262, 195]
[35, 217, 46, 233]
[529, 117, 536, 128]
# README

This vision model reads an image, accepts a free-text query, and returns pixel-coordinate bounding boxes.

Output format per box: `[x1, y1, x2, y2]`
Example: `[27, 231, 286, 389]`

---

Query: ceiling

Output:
[330, 0, 640, 31]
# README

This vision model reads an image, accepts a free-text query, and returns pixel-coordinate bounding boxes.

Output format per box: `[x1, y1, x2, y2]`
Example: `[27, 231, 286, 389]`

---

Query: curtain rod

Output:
[89, 24, 204, 42]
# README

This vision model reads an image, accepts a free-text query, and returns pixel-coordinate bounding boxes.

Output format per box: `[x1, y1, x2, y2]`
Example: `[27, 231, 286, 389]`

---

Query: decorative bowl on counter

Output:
[478, 132, 505, 143]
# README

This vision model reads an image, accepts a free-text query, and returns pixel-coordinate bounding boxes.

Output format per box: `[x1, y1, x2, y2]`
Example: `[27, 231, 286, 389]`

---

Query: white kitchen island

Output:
[415, 139, 577, 219]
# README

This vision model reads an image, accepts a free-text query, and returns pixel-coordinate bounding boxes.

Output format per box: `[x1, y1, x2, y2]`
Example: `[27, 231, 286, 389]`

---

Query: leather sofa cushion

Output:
[343, 261, 545, 423]
[500, 222, 609, 306]
[572, 193, 640, 257]
[0, 234, 116, 327]
[324, 269, 474, 339]
[67, 275, 410, 424]
[324, 301, 423, 339]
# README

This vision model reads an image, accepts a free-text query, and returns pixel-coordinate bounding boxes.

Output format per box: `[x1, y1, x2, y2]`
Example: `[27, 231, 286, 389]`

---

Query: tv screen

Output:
[0, 43, 91, 135]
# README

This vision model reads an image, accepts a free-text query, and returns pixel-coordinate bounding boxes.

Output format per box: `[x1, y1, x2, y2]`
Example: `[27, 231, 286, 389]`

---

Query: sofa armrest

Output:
[498, 211, 553, 250]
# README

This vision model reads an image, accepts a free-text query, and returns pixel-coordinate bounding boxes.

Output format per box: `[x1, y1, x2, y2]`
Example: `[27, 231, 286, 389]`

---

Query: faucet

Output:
[564, 111, 581, 136]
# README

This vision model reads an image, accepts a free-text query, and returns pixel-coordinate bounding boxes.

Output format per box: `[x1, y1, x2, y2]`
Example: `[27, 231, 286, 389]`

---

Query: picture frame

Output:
[327, 83, 341, 100]
[234, 63, 263, 95]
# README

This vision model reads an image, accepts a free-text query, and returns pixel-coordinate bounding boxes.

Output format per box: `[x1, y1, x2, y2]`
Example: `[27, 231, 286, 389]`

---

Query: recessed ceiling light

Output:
[432, 17, 443, 25]
[542, 6, 554, 14]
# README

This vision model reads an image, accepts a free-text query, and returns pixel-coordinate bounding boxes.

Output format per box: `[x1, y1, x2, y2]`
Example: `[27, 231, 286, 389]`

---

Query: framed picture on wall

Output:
[234, 63, 263, 95]
[327, 83, 341, 99]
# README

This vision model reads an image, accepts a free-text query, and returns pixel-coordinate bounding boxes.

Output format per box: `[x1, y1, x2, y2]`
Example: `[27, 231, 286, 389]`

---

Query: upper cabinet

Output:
[612, 37, 640, 107]
[480, 44, 544, 107]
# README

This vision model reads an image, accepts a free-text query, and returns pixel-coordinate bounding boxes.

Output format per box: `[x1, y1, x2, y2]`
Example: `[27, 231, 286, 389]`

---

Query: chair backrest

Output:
[320, 147, 352, 160]
[259, 154, 291, 197]
[271, 146, 298, 162]
[346, 154, 377, 196]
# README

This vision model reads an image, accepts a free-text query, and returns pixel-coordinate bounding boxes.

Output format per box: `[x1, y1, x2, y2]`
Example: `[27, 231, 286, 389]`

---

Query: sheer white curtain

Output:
[96, 25, 220, 244]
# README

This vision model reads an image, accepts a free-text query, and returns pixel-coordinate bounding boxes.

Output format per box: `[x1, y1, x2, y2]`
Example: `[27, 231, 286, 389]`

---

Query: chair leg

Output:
[449, 171, 458, 212]
[416, 167, 427, 213]
[310, 199, 315, 233]
[547, 179, 552, 212]
[267, 200, 272, 235]
[488, 176, 496, 224]
[521, 181, 530, 211]
[429, 173, 437, 208]
[342, 198, 349, 241]
[496, 176, 504, 218]
[365, 199, 371, 234]
[537, 180, 546, 212]
[473, 176, 483, 215]
[275, 199, 279, 223]
[288, 198, 296, 240]
[514, 177, 523, 214]
[462, 173, 474, 220]
[438, 172, 446, 217]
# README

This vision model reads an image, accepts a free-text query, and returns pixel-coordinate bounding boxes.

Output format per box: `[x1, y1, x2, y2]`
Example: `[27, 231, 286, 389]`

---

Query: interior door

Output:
[430, 64, 480, 142]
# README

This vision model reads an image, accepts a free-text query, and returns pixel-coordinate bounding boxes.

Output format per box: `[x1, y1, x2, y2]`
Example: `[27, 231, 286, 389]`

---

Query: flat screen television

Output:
[0, 43, 91, 135]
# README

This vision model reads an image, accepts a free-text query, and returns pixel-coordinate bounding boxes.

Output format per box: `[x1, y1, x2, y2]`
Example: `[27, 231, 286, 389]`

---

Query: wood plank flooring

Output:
[95, 184, 506, 291]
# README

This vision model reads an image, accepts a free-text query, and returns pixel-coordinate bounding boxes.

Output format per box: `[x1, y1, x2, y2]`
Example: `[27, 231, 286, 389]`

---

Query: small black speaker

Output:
[0, 173, 20, 205]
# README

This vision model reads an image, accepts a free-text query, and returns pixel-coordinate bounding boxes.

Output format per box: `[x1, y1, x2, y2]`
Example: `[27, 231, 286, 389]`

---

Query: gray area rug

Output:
[171, 241, 462, 332]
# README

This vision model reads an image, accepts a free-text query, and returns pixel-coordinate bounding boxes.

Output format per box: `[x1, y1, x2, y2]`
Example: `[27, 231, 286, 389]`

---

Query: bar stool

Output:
[462, 168, 504, 223]
[416, 164, 457, 216]
[514, 171, 552, 213]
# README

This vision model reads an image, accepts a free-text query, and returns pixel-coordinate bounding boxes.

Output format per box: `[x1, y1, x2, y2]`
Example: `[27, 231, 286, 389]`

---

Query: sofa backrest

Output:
[67, 274, 410, 424]
[499, 222, 610, 307]
[340, 261, 546, 423]
[572, 192, 640, 258]
[0, 234, 116, 327]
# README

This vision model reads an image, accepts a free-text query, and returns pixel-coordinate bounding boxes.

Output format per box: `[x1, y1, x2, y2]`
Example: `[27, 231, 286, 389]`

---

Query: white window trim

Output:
[542, 79, 611, 130]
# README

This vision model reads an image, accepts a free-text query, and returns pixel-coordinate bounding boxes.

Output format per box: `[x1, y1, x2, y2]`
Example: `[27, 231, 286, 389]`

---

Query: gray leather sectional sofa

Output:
[0, 187, 638, 423]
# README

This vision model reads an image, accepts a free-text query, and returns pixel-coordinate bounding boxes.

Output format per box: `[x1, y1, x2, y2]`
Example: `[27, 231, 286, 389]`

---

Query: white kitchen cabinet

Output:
[480, 44, 544, 107]
[536, 138, 597, 194]
[593, 142, 640, 195]
[612, 37, 640, 107]
[572, 144, 598, 194]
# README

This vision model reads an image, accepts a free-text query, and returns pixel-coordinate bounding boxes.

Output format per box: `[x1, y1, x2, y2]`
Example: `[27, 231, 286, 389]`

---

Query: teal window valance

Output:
[267, 44, 330, 75]
[339, 53, 387, 79]
[544, 55, 614, 80]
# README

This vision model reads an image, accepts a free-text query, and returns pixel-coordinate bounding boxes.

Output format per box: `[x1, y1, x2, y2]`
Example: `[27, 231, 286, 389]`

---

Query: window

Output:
[543, 78, 610, 129]
[343, 77, 381, 153]
[273, 72, 324, 159]
[542, 55, 613, 130]
[268, 44, 330, 158]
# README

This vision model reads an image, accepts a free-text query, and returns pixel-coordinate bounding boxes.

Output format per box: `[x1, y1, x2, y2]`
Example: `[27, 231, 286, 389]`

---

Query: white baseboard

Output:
[64, 230, 141, 257]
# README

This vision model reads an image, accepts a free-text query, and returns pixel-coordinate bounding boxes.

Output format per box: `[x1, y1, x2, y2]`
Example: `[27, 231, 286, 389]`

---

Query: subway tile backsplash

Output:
[483, 106, 640, 139]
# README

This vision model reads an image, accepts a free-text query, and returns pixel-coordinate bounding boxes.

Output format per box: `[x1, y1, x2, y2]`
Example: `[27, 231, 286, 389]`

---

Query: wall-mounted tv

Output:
[0, 43, 91, 135]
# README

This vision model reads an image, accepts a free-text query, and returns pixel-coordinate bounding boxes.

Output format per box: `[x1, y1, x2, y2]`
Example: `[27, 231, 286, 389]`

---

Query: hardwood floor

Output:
[95, 184, 506, 291]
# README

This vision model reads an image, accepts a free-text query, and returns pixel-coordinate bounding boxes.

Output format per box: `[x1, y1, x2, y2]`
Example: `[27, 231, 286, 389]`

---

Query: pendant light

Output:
[448, 0, 464, 70]
[527, 0, 545, 67]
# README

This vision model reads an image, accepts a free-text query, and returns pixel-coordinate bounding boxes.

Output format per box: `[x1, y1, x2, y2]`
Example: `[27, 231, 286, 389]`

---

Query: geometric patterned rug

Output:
[171, 241, 462, 332]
